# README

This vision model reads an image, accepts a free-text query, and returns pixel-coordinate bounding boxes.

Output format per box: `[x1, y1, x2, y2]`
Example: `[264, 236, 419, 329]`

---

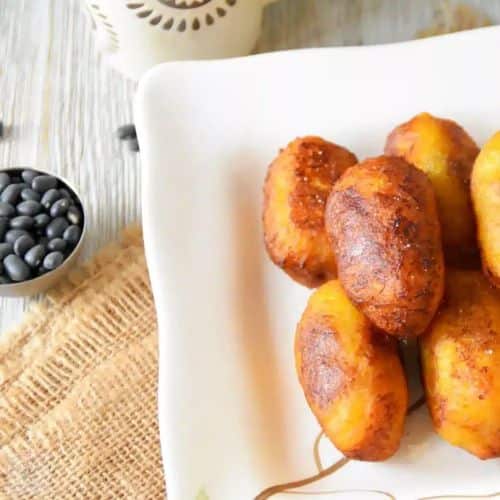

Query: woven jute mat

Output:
[0, 226, 166, 499]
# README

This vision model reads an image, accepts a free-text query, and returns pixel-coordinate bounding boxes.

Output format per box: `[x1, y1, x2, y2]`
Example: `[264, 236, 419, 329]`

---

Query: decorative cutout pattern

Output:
[158, 0, 214, 8]
[125, 0, 236, 32]
[90, 3, 120, 50]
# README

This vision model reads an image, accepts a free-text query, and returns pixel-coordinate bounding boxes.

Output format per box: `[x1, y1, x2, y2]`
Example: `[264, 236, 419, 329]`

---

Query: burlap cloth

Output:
[0, 226, 166, 499]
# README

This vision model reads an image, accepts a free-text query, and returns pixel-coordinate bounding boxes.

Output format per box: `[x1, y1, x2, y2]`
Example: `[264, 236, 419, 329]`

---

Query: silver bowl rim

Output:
[0, 167, 86, 291]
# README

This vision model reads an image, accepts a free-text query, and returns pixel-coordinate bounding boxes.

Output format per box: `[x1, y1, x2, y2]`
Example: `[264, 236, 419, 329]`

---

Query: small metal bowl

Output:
[0, 168, 86, 297]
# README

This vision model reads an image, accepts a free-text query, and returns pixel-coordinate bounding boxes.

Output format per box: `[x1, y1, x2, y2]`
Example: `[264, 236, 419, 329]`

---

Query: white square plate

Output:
[135, 27, 500, 500]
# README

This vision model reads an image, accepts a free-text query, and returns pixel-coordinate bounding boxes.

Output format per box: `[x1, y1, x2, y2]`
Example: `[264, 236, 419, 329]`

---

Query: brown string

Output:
[255, 396, 427, 499]
[254, 457, 351, 500]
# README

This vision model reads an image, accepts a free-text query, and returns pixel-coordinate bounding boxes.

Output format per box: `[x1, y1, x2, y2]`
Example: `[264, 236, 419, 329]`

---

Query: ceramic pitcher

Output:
[84, 0, 278, 80]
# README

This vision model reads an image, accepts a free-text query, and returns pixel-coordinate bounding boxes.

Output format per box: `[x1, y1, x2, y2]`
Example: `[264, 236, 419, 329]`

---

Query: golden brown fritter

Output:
[385, 112, 479, 267]
[325, 155, 445, 338]
[295, 280, 408, 461]
[421, 270, 500, 459]
[263, 136, 357, 288]
[471, 131, 500, 287]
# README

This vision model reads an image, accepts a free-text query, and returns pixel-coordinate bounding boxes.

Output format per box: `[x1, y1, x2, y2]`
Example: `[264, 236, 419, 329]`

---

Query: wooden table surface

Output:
[0, 0, 498, 333]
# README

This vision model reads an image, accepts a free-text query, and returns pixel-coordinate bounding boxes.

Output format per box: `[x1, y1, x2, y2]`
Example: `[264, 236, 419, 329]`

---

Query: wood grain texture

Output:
[0, 0, 498, 333]
[258, 0, 500, 50]
[0, 0, 137, 331]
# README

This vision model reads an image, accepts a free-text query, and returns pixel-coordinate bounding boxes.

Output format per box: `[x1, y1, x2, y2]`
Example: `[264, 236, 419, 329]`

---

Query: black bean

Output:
[5, 229, 29, 244]
[0, 217, 8, 240]
[32, 175, 58, 193]
[17, 200, 42, 216]
[59, 188, 73, 200]
[14, 234, 35, 257]
[0, 275, 11, 284]
[21, 188, 41, 202]
[0, 171, 84, 283]
[0, 172, 10, 192]
[0, 202, 15, 217]
[43, 251, 64, 270]
[40, 188, 61, 209]
[46, 217, 69, 239]
[63, 225, 81, 246]
[117, 123, 137, 140]
[21, 170, 39, 184]
[4, 254, 31, 281]
[24, 244, 46, 268]
[37, 265, 49, 276]
[34, 213, 51, 230]
[48, 238, 66, 252]
[128, 138, 140, 152]
[67, 205, 82, 225]
[50, 198, 70, 217]
[10, 215, 34, 230]
[1, 184, 23, 204]
[0, 242, 13, 260]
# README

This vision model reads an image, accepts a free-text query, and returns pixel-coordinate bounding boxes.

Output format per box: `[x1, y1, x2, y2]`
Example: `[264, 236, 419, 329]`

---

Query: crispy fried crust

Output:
[385, 112, 479, 267]
[420, 270, 500, 459]
[471, 131, 500, 287]
[263, 136, 357, 287]
[325, 155, 445, 338]
[295, 280, 408, 461]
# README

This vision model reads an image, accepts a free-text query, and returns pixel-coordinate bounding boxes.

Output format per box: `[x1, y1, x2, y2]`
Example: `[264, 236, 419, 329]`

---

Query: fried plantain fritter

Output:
[263, 136, 357, 288]
[325, 155, 445, 338]
[421, 270, 500, 459]
[471, 131, 500, 287]
[295, 280, 408, 461]
[385, 112, 479, 267]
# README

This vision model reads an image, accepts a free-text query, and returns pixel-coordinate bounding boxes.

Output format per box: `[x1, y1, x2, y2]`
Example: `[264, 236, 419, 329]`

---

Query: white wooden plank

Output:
[259, 0, 500, 50]
[0, 0, 52, 330]
[0, 0, 139, 332]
